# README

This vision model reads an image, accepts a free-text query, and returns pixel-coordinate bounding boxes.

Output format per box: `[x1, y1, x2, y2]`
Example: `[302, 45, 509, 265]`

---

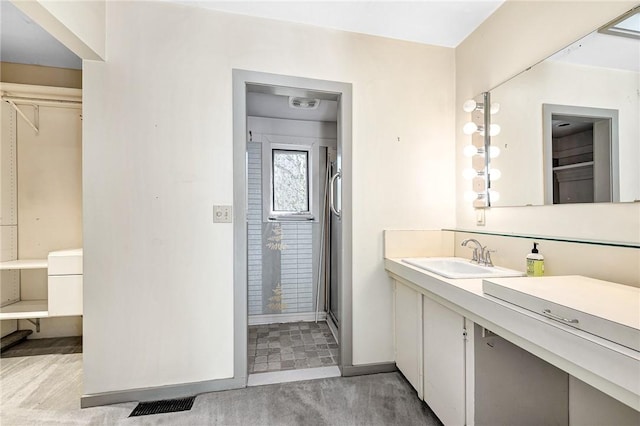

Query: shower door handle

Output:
[329, 169, 341, 218]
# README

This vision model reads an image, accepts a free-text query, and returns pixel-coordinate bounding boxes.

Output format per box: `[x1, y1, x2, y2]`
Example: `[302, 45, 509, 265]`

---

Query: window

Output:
[272, 149, 309, 213]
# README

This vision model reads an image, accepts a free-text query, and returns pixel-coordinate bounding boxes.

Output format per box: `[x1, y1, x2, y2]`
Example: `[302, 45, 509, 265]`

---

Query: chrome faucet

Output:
[461, 239, 495, 267]
[461, 239, 483, 263]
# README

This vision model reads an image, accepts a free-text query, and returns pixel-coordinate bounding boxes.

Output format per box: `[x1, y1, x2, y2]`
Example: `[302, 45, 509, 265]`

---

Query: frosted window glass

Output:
[272, 150, 309, 212]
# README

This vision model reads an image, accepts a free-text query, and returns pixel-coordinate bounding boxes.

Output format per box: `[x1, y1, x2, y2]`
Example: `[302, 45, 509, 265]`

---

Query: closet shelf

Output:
[0, 259, 48, 270]
[0, 300, 48, 320]
[552, 161, 594, 171]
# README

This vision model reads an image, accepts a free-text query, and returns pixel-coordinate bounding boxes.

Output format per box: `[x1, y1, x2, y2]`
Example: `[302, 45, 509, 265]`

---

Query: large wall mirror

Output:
[487, 6, 639, 207]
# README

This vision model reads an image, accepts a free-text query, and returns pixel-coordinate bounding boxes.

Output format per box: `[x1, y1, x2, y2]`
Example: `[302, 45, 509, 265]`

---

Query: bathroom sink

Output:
[402, 257, 525, 279]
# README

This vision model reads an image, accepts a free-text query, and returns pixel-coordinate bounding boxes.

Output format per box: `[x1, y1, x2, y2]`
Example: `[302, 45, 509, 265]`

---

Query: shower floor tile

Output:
[248, 321, 338, 374]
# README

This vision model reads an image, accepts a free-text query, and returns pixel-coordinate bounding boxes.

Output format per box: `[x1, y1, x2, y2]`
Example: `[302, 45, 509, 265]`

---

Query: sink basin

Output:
[402, 257, 525, 279]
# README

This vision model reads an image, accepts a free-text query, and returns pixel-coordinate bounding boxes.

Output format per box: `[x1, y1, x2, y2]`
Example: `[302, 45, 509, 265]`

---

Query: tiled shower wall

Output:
[247, 142, 317, 315]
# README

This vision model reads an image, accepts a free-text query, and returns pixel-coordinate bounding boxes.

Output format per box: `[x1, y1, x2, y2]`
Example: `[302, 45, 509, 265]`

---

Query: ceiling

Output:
[171, 0, 504, 48]
[248, 92, 338, 122]
[0, 1, 82, 69]
[549, 31, 640, 73]
[1, 0, 504, 70]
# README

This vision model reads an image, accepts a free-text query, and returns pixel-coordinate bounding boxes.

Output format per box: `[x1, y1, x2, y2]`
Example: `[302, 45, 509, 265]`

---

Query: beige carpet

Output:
[1, 338, 442, 425]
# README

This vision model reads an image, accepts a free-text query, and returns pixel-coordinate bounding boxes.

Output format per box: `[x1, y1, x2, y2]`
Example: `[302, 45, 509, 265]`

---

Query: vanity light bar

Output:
[463, 122, 501, 136]
[463, 91, 500, 208]
[463, 145, 501, 158]
[463, 99, 501, 114]
[462, 168, 502, 181]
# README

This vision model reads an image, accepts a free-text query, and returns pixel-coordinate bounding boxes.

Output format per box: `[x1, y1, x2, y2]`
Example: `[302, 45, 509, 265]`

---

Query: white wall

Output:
[83, 1, 455, 395]
[456, 0, 640, 242]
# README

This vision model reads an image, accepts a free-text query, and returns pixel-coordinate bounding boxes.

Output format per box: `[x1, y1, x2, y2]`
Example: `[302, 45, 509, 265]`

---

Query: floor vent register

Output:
[129, 396, 196, 417]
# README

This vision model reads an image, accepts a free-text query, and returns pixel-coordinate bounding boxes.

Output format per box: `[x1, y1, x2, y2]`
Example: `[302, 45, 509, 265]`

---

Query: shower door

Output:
[328, 148, 341, 334]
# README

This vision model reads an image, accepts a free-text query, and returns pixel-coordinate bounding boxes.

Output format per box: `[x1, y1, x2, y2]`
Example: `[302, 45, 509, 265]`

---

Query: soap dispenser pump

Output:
[526, 242, 544, 277]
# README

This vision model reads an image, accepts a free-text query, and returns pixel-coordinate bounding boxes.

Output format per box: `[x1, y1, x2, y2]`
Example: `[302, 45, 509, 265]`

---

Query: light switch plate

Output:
[476, 208, 486, 226]
[213, 205, 232, 223]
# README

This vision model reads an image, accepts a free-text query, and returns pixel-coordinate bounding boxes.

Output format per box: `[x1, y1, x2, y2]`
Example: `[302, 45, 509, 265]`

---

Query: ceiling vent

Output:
[289, 97, 320, 110]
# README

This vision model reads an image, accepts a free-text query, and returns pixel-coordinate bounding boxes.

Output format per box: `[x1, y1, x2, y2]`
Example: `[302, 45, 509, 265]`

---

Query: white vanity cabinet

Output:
[387, 256, 640, 425]
[422, 296, 466, 426]
[394, 280, 423, 397]
[394, 278, 468, 425]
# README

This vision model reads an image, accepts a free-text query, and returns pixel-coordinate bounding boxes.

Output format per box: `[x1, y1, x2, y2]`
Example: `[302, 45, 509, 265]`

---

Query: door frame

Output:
[542, 103, 620, 204]
[232, 70, 353, 383]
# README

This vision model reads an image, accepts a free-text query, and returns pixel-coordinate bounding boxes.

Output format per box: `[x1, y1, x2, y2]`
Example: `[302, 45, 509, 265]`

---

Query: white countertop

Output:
[385, 257, 640, 411]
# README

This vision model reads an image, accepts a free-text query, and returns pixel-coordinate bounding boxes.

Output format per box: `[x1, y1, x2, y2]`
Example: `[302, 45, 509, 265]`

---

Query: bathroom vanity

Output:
[385, 231, 640, 425]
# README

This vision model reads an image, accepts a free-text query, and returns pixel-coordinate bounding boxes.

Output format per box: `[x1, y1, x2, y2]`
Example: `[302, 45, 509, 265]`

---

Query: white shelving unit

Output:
[0, 260, 49, 320]
[0, 300, 48, 320]
[0, 259, 47, 270]
[1, 84, 84, 332]
[0, 250, 82, 321]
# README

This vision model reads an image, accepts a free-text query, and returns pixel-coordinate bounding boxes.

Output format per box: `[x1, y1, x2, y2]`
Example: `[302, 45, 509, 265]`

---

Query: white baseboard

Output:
[248, 311, 327, 326]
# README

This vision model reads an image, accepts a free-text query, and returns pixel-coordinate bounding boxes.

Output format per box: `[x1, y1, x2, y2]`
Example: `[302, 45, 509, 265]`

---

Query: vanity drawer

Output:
[483, 276, 640, 352]
[48, 275, 83, 317]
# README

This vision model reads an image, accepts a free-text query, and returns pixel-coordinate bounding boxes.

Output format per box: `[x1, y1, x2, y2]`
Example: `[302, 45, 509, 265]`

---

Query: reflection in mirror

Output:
[543, 104, 619, 204]
[487, 6, 639, 207]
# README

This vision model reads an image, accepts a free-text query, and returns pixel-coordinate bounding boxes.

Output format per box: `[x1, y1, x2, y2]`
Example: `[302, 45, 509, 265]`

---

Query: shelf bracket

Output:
[4, 99, 39, 134]
[26, 318, 41, 333]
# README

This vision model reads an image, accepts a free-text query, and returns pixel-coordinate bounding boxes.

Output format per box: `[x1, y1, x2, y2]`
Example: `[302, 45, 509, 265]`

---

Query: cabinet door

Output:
[474, 324, 568, 426]
[394, 281, 422, 396]
[423, 296, 466, 426]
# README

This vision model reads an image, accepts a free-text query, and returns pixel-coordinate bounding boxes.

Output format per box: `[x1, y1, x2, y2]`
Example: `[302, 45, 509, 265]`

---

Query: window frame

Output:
[264, 142, 316, 221]
[271, 148, 310, 214]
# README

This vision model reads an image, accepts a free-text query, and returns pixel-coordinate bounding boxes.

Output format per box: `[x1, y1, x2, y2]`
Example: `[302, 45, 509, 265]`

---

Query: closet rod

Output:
[2, 95, 82, 108]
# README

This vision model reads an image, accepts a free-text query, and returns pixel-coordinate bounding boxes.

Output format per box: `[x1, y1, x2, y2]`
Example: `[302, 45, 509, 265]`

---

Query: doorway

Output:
[543, 104, 619, 204]
[232, 70, 352, 385]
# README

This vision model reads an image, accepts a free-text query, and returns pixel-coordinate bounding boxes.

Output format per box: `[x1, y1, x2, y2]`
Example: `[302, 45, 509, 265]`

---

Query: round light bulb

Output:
[489, 189, 500, 202]
[464, 190, 478, 202]
[489, 145, 501, 158]
[490, 103, 500, 114]
[463, 100, 477, 113]
[489, 168, 502, 181]
[463, 122, 478, 135]
[489, 124, 501, 136]
[463, 145, 478, 157]
[462, 168, 477, 180]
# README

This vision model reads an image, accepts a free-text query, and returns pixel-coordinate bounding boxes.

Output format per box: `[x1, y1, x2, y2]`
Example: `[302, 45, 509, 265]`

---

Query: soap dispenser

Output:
[526, 242, 544, 277]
